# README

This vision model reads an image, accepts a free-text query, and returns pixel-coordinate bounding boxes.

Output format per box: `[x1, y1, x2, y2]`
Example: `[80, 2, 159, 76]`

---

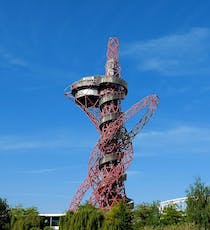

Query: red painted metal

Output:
[65, 37, 160, 211]
[105, 37, 120, 77]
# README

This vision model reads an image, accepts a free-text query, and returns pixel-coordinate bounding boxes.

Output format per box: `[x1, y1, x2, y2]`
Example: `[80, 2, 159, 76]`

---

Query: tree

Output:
[0, 198, 10, 230]
[23, 207, 41, 230]
[10, 206, 41, 230]
[160, 204, 185, 226]
[43, 227, 53, 230]
[59, 211, 74, 230]
[132, 202, 160, 229]
[60, 203, 104, 230]
[103, 200, 132, 230]
[186, 177, 210, 230]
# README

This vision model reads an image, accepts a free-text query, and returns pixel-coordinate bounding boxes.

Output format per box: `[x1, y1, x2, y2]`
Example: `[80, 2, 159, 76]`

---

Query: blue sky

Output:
[1, 0, 210, 213]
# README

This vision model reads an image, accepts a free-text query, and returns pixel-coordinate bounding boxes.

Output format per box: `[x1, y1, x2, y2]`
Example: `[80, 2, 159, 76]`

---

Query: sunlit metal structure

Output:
[160, 197, 187, 211]
[64, 37, 160, 211]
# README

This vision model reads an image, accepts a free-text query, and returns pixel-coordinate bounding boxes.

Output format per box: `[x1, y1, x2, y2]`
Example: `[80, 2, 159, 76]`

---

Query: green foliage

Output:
[60, 203, 104, 230]
[186, 177, 210, 230]
[59, 211, 74, 230]
[142, 222, 197, 230]
[2, 177, 210, 230]
[72, 203, 104, 230]
[132, 201, 160, 229]
[160, 205, 185, 226]
[103, 200, 132, 230]
[43, 227, 53, 230]
[0, 198, 10, 230]
[10, 206, 41, 230]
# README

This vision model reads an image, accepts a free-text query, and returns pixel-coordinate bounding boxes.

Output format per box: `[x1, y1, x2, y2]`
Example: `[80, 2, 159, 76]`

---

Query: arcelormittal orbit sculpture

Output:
[64, 37, 159, 211]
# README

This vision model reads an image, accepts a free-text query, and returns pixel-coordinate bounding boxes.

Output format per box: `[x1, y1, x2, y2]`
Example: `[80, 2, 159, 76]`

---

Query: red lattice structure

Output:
[64, 37, 160, 211]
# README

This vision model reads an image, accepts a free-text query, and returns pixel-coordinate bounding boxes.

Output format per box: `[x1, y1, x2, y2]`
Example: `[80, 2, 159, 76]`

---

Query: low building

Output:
[39, 213, 65, 230]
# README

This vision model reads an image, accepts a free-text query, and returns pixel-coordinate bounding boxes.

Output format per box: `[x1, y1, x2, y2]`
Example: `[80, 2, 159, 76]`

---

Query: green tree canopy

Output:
[186, 177, 210, 230]
[10, 206, 40, 230]
[60, 203, 104, 230]
[59, 210, 74, 230]
[132, 201, 160, 229]
[160, 204, 184, 226]
[103, 200, 132, 230]
[0, 198, 10, 230]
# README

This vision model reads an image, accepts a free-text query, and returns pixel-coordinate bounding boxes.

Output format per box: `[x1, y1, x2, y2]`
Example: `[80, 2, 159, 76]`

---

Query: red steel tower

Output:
[64, 37, 159, 211]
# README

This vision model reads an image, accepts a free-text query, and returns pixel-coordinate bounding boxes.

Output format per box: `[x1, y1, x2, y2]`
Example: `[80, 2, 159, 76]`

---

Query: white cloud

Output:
[0, 133, 95, 152]
[18, 166, 76, 175]
[134, 125, 210, 156]
[0, 49, 28, 67]
[0, 136, 64, 151]
[2, 125, 210, 160]
[21, 168, 57, 174]
[123, 28, 210, 76]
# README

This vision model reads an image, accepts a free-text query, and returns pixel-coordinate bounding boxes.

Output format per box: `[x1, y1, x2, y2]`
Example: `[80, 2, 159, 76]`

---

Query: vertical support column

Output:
[105, 37, 120, 78]
[96, 38, 127, 209]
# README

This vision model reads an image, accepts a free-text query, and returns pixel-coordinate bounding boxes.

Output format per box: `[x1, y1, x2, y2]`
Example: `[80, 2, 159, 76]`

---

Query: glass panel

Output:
[52, 216, 59, 226]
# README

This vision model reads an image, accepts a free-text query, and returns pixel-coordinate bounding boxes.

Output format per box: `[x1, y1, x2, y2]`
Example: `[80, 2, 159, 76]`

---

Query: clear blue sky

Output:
[1, 0, 210, 213]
